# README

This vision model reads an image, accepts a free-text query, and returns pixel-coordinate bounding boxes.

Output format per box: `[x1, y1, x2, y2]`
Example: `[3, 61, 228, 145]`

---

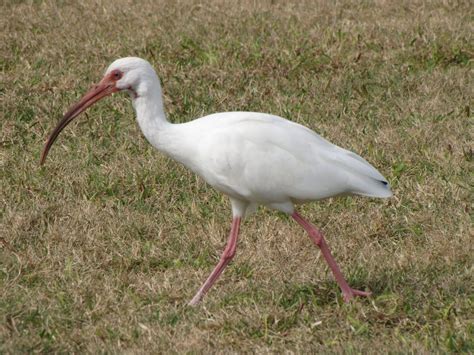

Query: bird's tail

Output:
[352, 176, 393, 198]
[332, 149, 393, 198]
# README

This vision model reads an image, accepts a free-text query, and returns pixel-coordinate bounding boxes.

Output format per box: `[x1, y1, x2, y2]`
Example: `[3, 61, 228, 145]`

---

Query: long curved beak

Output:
[40, 77, 118, 165]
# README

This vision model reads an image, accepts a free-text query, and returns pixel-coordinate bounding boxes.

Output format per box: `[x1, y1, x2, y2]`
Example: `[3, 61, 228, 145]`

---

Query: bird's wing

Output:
[189, 112, 391, 203]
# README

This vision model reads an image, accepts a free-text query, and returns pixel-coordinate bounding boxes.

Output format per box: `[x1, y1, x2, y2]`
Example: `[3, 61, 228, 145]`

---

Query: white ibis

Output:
[41, 57, 392, 305]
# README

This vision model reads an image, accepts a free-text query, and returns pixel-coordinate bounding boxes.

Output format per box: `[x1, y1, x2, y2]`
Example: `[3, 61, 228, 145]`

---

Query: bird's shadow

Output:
[276, 273, 397, 308]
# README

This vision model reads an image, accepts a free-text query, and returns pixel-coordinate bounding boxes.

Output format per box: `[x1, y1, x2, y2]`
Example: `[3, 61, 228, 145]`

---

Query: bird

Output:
[40, 57, 392, 306]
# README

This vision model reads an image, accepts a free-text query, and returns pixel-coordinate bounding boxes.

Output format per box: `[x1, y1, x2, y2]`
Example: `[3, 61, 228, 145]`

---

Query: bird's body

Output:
[41, 57, 392, 305]
[143, 111, 390, 216]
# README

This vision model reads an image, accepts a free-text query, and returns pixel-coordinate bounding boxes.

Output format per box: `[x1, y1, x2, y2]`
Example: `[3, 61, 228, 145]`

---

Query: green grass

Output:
[1, 0, 473, 352]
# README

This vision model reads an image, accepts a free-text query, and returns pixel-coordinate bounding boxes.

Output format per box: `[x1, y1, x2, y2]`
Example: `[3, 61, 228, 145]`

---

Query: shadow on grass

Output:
[274, 258, 472, 309]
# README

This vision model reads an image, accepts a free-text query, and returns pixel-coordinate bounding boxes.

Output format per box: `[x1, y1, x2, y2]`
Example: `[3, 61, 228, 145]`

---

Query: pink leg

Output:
[188, 217, 241, 306]
[292, 211, 371, 302]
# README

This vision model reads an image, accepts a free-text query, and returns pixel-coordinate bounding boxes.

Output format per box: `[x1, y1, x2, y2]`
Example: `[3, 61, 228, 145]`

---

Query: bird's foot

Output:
[342, 288, 371, 303]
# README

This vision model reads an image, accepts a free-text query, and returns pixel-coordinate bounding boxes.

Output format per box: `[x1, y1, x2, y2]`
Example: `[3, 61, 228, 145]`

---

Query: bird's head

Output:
[40, 57, 157, 165]
[105, 57, 158, 98]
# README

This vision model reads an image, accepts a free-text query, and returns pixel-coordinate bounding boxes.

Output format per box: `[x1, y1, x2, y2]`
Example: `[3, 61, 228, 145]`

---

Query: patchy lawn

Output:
[1, 0, 472, 352]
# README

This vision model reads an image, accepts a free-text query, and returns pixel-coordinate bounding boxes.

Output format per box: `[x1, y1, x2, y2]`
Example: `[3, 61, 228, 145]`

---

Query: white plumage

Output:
[41, 57, 392, 305]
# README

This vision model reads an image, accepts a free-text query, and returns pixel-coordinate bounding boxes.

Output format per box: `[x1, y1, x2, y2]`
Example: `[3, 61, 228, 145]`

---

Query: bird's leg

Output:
[188, 217, 241, 306]
[291, 211, 371, 302]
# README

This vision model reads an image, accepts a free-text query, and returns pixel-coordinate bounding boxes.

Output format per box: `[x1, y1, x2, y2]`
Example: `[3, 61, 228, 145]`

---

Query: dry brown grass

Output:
[1, 0, 473, 352]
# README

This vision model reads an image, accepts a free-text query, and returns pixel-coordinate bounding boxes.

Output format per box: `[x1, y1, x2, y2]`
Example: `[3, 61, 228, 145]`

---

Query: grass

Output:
[1, 0, 472, 352]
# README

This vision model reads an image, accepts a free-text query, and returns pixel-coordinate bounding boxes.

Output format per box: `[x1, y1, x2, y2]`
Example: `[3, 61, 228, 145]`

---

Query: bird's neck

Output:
[131, 81, 192, 164]
[132, 81, 173, 147]
[133, 81, 168, 126]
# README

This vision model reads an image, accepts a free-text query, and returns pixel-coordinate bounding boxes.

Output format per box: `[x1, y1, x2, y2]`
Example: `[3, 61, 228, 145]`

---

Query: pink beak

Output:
[40, 75, 118, 165]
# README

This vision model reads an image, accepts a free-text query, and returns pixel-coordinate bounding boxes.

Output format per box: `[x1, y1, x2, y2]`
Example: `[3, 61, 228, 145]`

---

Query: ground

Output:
[1, 0, 473, 353]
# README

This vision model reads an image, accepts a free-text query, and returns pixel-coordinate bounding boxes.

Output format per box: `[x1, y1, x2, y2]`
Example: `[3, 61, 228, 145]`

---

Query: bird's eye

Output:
[112, 70, 122, 80]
